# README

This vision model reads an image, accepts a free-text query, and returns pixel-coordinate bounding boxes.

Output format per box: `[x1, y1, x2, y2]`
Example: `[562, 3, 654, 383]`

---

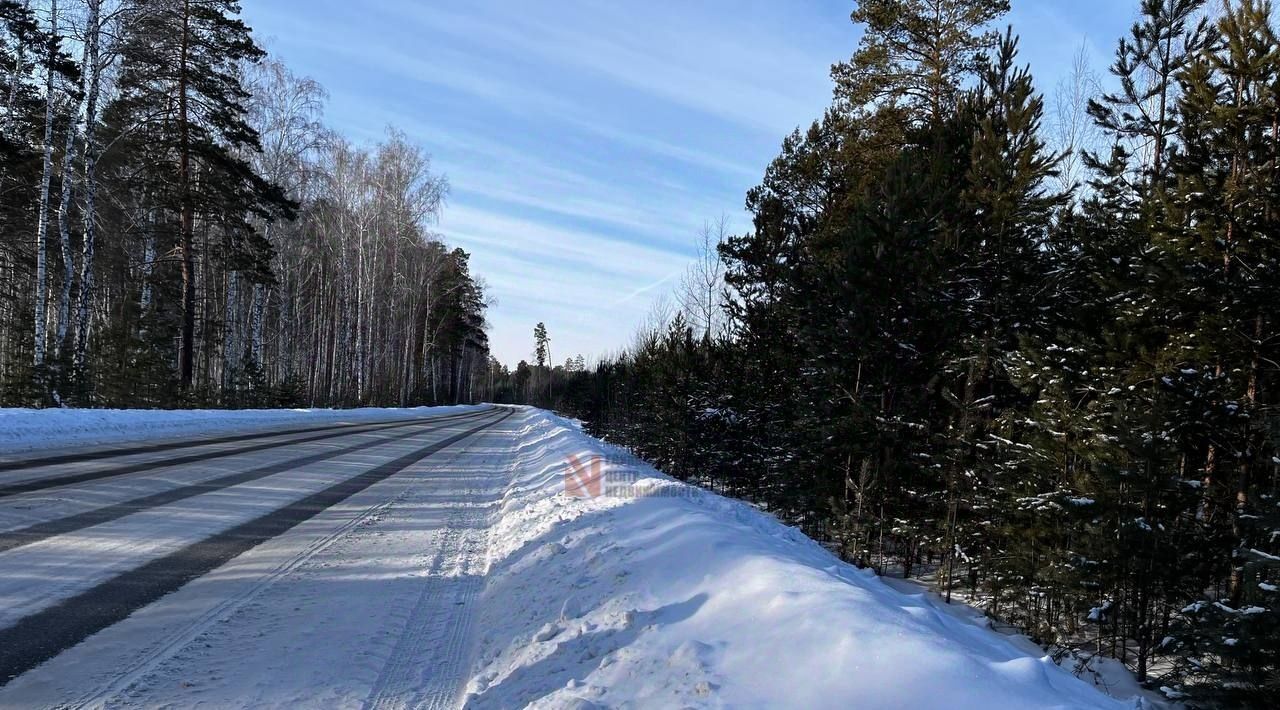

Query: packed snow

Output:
[463, 410, 1136, 708]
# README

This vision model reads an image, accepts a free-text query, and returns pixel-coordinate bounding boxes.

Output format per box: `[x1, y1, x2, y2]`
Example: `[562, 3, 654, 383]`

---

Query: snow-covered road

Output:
[0, 406, 1139, 709]
[0, 406, 507, 708]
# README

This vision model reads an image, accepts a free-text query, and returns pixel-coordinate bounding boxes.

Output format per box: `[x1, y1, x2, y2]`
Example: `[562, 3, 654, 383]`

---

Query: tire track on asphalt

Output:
[0, 409, 491, 554]
[59, 440, 477, 710]
[0, 409, 489, 474]
[0, 408, 492, 499]
[0, 409, 512, 686]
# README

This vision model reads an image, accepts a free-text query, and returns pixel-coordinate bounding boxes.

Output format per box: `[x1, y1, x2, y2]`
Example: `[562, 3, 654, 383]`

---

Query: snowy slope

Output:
[465, 409, 1139, 709]
[0, 404, 484, 455]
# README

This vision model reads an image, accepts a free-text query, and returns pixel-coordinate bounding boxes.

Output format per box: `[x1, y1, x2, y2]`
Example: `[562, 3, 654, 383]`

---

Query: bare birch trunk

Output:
[249, 223, 270, 368]
[177, 0, 196, 389]
[355, 225, 366, 402]
[33, 0, 59, 371]
[73, 0, 103, 377]
[223, 269, 239, 389]
[55, 11, 91, 362]
[140, 224, 155, 314]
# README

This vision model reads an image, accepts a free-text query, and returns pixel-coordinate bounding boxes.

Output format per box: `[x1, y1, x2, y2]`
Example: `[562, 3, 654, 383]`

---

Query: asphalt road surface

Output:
[0, 406, 514, 709]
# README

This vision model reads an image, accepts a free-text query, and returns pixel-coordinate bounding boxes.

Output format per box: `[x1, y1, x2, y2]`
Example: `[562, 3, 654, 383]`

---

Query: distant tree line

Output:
[529, 1, 1280, 705]
[483, 321, 588, 407]
[0, 0, 491, 408]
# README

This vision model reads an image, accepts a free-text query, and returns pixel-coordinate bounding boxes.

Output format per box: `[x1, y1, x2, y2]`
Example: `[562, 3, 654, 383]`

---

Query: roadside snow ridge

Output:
[463, 409, 1134, 709]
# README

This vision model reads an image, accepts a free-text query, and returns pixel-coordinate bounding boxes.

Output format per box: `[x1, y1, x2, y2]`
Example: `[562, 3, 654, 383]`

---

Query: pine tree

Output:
[931, 29, 1064, 602]
[534, 322, 548, 368]
[1159, 2, 1280, 702]
[1087, 0, 1211, 181]
[109, 0, 288, 391]
[0, 0, 51, 400]
[533, 320, 549, 404]
[833, 0, 1010, 122]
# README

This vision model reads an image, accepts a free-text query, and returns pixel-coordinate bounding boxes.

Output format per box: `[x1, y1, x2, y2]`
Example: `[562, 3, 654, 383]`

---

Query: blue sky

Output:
[241, 0, 1137, 367]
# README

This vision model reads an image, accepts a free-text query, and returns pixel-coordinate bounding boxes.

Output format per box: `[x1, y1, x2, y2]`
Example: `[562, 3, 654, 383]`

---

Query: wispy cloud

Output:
[244, 0, 1134, 365]
[383, 0, 844, 135]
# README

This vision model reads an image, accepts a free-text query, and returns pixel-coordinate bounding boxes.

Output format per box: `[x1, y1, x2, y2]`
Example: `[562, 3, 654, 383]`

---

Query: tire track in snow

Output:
[362, 422, 516, 710]
[363, 522, 485, 710]
[0, 410, 511, 686]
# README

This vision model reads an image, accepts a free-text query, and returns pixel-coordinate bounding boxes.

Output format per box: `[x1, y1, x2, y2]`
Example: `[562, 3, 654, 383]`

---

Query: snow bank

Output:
[0, 404, 485, 455]
[466, 408, 1138, 709]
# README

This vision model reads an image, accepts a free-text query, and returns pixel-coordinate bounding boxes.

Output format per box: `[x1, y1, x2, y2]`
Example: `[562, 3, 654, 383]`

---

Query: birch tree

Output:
[0, 0, 489, 410]
[677, 216, 729, 343]
[31, 0, 58, 373]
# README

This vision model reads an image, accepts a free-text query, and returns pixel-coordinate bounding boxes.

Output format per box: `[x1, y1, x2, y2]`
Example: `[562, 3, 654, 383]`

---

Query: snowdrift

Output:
[0, 404, 486, 455]
[466, 408, 1136, 709]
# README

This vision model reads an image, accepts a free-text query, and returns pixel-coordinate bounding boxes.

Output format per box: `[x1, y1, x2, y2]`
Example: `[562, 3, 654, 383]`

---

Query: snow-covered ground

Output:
[0, 405, 1143, 708]
[0, 404, 484, 456]
[876, 575, 1166, 707]
[464, 410, 1139, 709]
